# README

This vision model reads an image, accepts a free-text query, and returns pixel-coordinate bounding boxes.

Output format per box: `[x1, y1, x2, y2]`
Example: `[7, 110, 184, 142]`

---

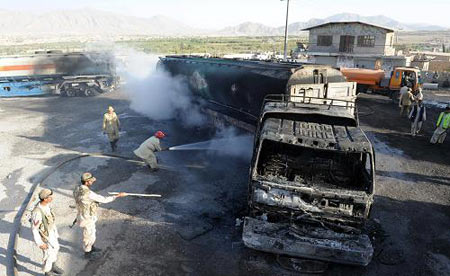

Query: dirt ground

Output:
[3, 90, 450, 276]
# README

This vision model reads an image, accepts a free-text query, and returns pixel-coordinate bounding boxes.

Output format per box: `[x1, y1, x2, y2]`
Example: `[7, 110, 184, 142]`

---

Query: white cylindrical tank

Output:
[422, 83, 439, 90]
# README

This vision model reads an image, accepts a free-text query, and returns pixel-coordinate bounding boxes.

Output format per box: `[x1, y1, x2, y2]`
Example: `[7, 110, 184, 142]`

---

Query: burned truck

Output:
[158, 56, 375, 266]
[0, 51, 117, 97]
[243, 66, 375, 266]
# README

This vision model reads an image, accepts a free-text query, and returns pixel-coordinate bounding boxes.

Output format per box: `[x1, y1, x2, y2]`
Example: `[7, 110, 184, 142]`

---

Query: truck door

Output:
[389, 69, 402, 90]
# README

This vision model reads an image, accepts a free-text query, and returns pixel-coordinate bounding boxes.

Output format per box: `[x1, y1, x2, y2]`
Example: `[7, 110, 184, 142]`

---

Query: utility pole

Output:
[281, 0, 290, 60]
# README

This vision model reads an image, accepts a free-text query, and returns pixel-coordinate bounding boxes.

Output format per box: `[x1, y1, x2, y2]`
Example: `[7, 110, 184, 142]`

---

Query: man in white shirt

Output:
[415, 88, 423, 101]
[73, 172, 127, 258]
[31, 189, 64, 275]
[409, 100, 427, 136]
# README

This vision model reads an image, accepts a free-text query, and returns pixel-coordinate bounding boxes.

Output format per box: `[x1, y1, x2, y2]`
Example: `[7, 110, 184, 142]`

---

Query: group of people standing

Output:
[399, 85, 450, 143]
[31, 105, 169, 275]
[31, 174, 127, 275]
[399, 85, 425, 136]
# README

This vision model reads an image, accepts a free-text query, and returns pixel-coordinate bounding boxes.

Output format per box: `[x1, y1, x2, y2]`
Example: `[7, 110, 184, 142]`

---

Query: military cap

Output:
[81, 172, 96, 182]
[39, 188, 53, 200]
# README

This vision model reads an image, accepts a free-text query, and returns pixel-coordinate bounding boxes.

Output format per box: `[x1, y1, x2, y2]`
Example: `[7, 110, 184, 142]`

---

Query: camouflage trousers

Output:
[42, 232, 60, 272]
[81, 219, 97, 252]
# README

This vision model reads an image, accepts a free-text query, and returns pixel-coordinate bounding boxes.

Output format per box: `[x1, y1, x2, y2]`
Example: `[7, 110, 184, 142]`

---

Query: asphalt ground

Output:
[0, 90, 449, 276]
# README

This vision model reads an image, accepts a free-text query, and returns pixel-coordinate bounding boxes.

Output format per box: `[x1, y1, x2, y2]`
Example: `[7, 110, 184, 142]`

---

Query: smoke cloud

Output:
[169, 126, 253, 161]
[115, 48, 253, 160]
[208, 126, 253, 160]
[116, 48, 204, 126]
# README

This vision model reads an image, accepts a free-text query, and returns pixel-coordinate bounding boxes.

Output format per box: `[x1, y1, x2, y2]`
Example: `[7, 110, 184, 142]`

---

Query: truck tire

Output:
[68, 89, 77, 97]
[61, 88, 76, 97]
[357, 84, 369, 94]
[83, 88, 98, 97]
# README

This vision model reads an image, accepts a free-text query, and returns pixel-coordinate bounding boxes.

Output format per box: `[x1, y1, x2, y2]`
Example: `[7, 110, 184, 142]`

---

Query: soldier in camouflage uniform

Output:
[73, 172, 126, 258]
[103, 106, 120, 152]
[31, 189, 64, 276]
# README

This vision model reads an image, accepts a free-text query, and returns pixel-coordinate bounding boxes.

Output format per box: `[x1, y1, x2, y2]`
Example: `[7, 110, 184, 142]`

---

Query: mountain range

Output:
[0, 9, 199, 36]
[218, 13, 448, 36]
[0, 9, 447, 37]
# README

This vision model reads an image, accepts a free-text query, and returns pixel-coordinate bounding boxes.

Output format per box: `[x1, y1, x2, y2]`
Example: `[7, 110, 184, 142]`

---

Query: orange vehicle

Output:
[340, 67, 421, 100]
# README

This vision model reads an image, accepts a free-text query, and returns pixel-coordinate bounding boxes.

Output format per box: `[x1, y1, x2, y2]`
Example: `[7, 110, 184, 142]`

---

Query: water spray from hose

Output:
[167, 135, 253, 158]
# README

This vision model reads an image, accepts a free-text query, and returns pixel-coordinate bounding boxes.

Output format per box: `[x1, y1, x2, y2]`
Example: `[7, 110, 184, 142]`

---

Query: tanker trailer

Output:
[0, 51, 117, 97]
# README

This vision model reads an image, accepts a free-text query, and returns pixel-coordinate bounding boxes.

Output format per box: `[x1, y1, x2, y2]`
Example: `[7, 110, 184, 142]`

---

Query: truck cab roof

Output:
[262, 99, 357, 125]
[260, 116, 372, 153]
[394, 66, 420, 72]
[259, 96, 372, 153]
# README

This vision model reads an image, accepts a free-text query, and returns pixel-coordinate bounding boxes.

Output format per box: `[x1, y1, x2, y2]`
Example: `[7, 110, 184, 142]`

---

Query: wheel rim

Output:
[85, 89, 95, 96]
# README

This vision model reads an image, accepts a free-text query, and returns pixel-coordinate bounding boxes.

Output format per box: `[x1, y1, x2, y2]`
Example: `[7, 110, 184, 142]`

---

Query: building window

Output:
[339, 35, 355, 53]
[317, 35, 332, 46]
[357, 35, 375, 47]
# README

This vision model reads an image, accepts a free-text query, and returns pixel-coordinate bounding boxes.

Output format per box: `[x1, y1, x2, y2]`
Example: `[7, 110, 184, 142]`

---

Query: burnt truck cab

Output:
[242, 66, 376, 266]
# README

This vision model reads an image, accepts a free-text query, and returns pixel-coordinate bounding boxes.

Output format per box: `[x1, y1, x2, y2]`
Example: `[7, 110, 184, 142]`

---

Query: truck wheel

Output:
[357, 84, 368, 94]
[84, 88, 99, 97]
[65, 89, 76, 97]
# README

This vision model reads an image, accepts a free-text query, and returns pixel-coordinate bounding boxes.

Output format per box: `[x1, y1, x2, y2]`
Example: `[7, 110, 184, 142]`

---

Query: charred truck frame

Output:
[244, 67, 375, 266]
[0, 51, 117, 97]
[159, 56, 376, 266]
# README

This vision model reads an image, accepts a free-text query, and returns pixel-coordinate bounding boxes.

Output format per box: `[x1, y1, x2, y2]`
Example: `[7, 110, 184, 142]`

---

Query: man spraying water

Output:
[133, 130, 168, 171]
[132, 131, 252, 171]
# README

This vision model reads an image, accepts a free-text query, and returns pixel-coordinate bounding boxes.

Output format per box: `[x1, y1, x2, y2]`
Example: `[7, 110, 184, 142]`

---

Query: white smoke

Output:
[115, 48, 204, 126]
[169, 125, 253, 160]
[114, 47, 253, 160]
[209, 126, 253, 160]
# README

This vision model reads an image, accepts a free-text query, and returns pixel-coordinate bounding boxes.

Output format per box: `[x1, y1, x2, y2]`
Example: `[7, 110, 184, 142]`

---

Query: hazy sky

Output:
[3, 0, 450, 28]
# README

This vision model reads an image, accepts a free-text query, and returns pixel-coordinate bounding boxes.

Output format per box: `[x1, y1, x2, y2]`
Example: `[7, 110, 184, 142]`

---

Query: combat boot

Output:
[91, 246, 102, 253]
[51, 264, 64, 274]
[84, 250, 101, 259]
